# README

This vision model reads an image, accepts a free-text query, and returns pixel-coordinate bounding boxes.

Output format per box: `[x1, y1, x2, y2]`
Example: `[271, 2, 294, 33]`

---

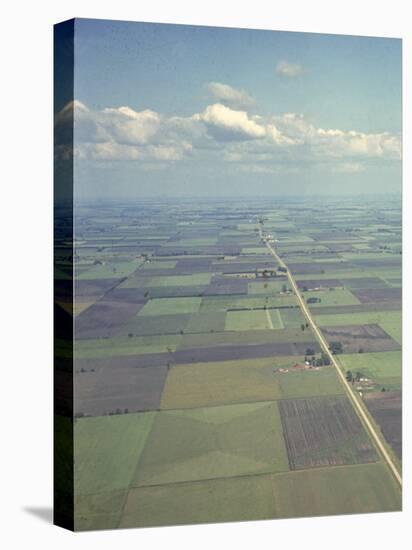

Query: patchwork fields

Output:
[53, 198, 402, 529]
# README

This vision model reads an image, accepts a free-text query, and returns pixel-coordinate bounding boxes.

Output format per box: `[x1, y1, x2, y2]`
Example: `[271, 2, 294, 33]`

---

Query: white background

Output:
[1, 0, 411, 548]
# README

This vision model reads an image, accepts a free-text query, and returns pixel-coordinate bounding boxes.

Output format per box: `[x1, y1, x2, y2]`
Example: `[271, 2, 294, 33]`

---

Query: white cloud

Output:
[207, 82, 255, 109]
[193, 103, 266, 141]
[314, 128, 401, 160]
[265, 114, 401, 161]
[101, 107, 161, 145]
[55, 93, 401, 169]
[76, 142, 142, 161]
[75, 141, 192, 162]
[276, 61, 306, 77]
[55, 102, 195, 162]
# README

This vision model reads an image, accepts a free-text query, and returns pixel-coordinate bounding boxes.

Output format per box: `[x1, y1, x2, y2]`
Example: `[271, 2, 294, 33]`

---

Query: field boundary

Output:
[80, 460, 391, 495]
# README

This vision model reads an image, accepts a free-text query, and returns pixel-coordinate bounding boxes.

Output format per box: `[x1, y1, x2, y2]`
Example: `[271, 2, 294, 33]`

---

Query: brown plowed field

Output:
[279, 395, 378, 470]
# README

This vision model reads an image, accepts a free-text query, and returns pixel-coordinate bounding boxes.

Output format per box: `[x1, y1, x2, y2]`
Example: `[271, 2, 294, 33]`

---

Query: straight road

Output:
[259, 225, 402, 489]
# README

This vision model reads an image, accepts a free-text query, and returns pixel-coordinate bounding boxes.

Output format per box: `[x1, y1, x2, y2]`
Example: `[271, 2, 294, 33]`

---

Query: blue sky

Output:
[56, 18, 402, 198]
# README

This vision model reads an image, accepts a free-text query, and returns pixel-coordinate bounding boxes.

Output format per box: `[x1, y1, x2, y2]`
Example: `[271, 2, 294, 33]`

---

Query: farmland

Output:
[278, 395, 378, 469]
[60, 197, 402, 530]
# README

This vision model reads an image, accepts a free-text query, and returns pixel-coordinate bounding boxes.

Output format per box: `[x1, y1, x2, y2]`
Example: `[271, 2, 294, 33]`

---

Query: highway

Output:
[259, 224, 402, 489]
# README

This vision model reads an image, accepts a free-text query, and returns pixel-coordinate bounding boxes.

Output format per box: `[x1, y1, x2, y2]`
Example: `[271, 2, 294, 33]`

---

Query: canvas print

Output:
[54, 18, 402, 531]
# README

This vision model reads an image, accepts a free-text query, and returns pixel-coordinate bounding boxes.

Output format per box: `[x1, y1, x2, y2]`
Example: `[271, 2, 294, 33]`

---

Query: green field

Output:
[248, 280, 290, 294]
[119, 475, 276, 528]
[164, 238, 217, 247]
[160, 360, 344, 409]
[339, 351, 402, 388]
[138, 297, 202, 316]
[75, 334, 182, 358]
[279, 307, 307, 327]
[119, 274, 211, 288]
[275, 367, 344, 400]
[379, 314, 402, 344]
[178, 327, 316, 350]
[75, 490, 128, 531]
[200, 294, 297, 312]
[133, 401, 289, 486]
[241, 247, 269, 254]
[140, 260, 177, 270]
[75, 412, 156, 495]
[119, 313, 191, 336]
[76, 261, 141, 280]
[340, 252, 401, 261]
[304, 288, 360, 307]
[315, 310, 401, 343]
[146, 274, 212, 286]
[184, 312, 227, 333]
[225, 309, 274, 331]
[295, 269, 401, 281]
[271, 462, 401, 518]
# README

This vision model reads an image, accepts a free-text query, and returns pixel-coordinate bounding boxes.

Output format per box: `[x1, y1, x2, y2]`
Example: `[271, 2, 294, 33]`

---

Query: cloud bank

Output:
[55, 84, 401, 175]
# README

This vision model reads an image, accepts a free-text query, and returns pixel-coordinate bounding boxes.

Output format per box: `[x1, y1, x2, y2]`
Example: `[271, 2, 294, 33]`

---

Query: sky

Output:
[55, 18, 402, 199]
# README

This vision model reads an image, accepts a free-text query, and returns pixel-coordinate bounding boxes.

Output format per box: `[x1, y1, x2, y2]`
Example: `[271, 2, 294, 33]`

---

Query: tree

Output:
[346, 370, 353, 382]
[307, 297, 321, 304]
[301, 324, 305, 331]
[321, 352, 330, 366]
[306, 347, 315, 356]
[330, 341, 343, 355]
